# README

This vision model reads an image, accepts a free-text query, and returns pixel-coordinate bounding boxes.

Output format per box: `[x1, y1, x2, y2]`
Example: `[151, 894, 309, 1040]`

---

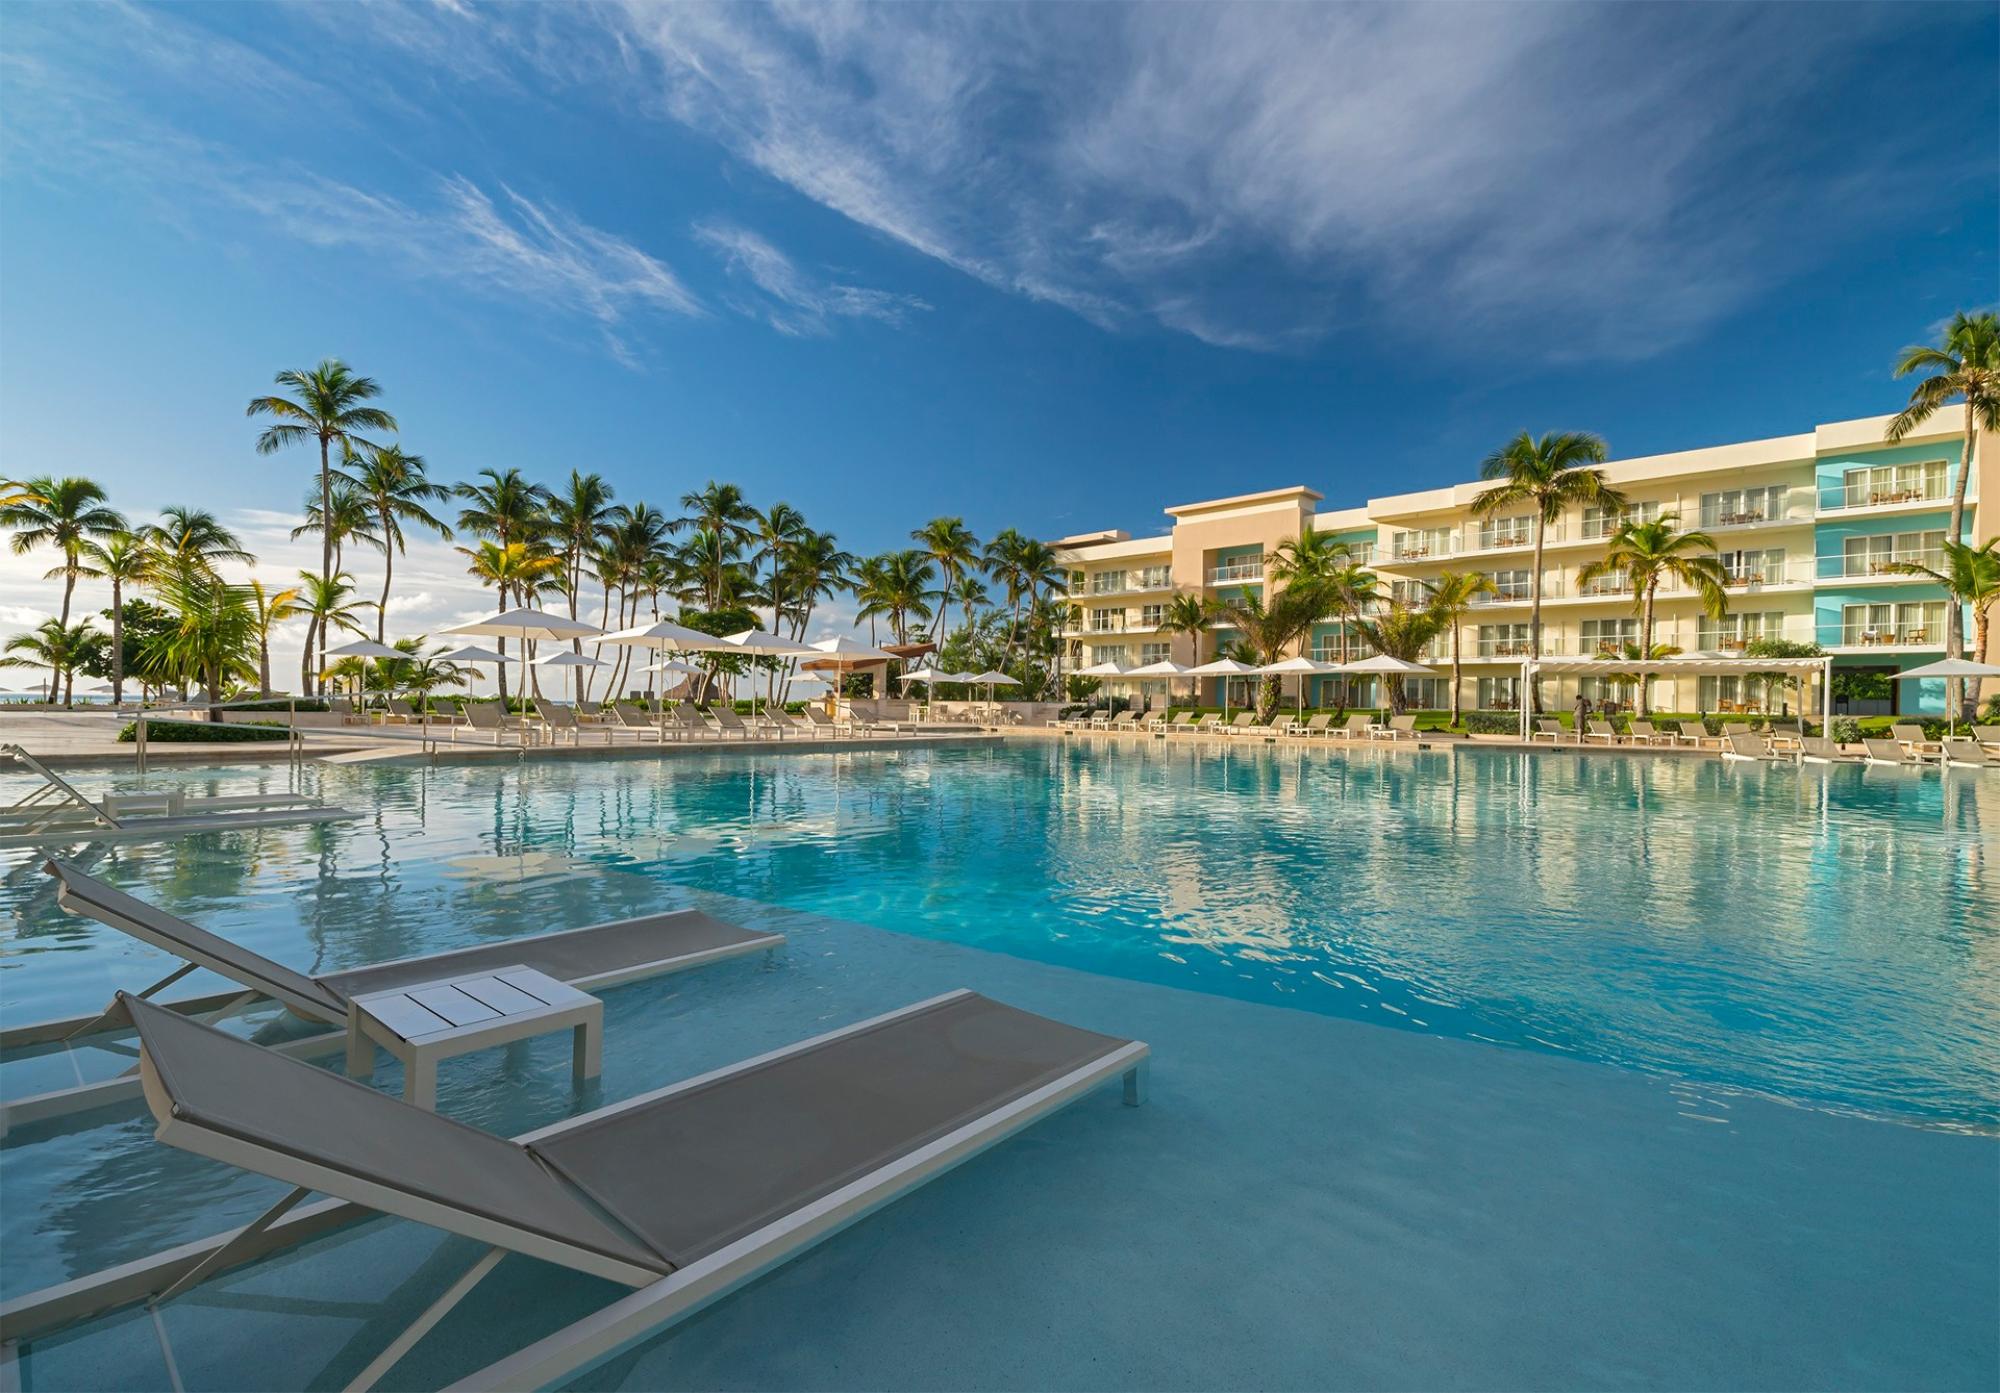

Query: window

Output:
[1831, 529, 1946, 578]
[1696, 674, 1799, 713]
[1582, 501, 1661, 539]
[1399, 677, 1449, 709]
[1476, 624, 1532, 657]
[1140, 604, 1166, 629]
[1580, 618, 1639, 655]
[1577, 675, 1628, 704]
[1140, 642, 1171, 665]
[1089, 643, 1129, 666]
[1489, 569, 1533, 600]
[1476, 676, 1522, 709]
[1699, 485, 1788, 527]
[1477, 515, 1535, 550]
[1393, 526, 1455, 559]
[1088, 570, 1127, 595]
[1388, 579, 1428, 605]
[1138, 564, 1172, 590]
[1840, 601, 1945, 647]
[1718, 547, 1786, 585]
[1836, 459, 1948, 508]
[1088, 608, 1126, 633]
[1696, 611, 1784, 651]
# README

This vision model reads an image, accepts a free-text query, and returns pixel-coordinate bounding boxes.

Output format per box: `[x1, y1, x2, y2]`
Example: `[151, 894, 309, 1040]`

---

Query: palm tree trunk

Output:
[377, 530, 393, 644]
[301, 614, 319, 696]
[1450, 623, 1463, 725]
[59, 563, 76, 628]
[1946, 416, 1975, 718]
[111, 579, 125, 705]
[1638, 586, 1656, 718]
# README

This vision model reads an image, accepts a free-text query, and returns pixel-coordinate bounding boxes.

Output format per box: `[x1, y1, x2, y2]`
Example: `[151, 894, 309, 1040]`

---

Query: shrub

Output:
[1832, 717, 1862, 745]
[1462, 711, 1520, 735]
[226, 698, 329, 713]
[118, 719, 290, 744]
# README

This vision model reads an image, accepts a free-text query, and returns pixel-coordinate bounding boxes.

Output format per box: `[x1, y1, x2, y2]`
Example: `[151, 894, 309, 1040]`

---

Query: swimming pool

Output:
[2, 739, 1995, 1389]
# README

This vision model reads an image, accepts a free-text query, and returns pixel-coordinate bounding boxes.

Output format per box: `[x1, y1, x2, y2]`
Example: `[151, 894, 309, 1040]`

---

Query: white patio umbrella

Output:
[432, 644, 512, 730]
[443, 609, 601, 744]
[324, 638, 406, 710]
[596, 618, 720, 712]
[535, 651, 606, 705]
[802, 634, 897, 706]
[1891, 658, 2000, 737]
[969, 669, 1021, 718]
[1338, 653, 1438, 721]
[1123, 659, 1188, 713]
[1257, 655, 1339, 717]
[1185, 657, 1258, 718]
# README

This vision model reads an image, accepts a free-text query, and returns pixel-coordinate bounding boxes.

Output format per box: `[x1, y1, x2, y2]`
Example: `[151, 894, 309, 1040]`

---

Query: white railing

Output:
[1815, 550, 1944, 580]
[1207, 560, 1264, 584]
[1828, 621, 1945, 649]
[1390, 533, 1462, 561]
[1817, 478, 1952, 512]
[1470, 524, 1550, 552]
[1717, 559, 1813, 590]
[1468, 580, 1563, 605]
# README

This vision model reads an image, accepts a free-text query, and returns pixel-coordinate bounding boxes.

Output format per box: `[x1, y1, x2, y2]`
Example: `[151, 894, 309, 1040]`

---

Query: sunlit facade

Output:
[1054, 407, 1993, 715]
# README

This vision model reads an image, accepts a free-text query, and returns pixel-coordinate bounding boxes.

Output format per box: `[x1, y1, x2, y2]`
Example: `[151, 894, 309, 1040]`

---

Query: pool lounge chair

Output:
[1370, 715, 1418, 742]
[1138, 710, 1171, 734]
[613, 701, 672, 741]
[1972, 725, 2000, 751]
[5, 990, 1146, 1390]
[1721, 730, 1774, 762]
[800, 707, 855, 738]
[1220, 712, 1262, 737]
[1627, 720, 1674, 746]
[1795, 736, 1862, 765]
[1940, 739, 1999, 770]
[1530, 719, 1565, 743]
[326, 695, 371, 727]
[1583, 720, 1623, 746]
[0, 746, 352, 849]
[383, 697, 419, 724]
[1104, 710, 1142, 733]
[536, 700, 615, 746]
[1164, 712, 1197, 735]
[1336, 714, 1376, 740]
[461, 701, 530, 744]
[1191, 714, 1224, 736]
[1891, 723, 1941, 757]
[708, 708, 756, 740]
[1862, 738, 1924, 767]
[1, 860, 786, 1126]
[1765, 720, 1805, 753]
[1299, 713, 1336, 739]
[1261, 715, 1298, 740]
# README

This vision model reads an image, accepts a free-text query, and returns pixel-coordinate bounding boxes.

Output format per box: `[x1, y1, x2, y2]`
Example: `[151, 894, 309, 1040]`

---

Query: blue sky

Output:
[1, 1, 1995, 666]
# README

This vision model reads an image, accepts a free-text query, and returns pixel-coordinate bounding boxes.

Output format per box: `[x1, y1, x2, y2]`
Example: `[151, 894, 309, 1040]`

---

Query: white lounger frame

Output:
[0, 920, 782, 1129]
[0, 990, 1148, 1393]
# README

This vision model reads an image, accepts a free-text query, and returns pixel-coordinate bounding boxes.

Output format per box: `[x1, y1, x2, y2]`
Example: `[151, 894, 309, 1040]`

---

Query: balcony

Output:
[1817, 478, 1954, 513]
[1389, 534, 1462, 562]
[1468, 580, 1562, 606]
[1825, 620, 1946, 650]
[1206, 560, 1264, 585]
[1086, 576, 1174, 598]
[1473, 638, 1553, 659]
[1815, 550, 1944, 581]
[1716, 559, 1813, 592]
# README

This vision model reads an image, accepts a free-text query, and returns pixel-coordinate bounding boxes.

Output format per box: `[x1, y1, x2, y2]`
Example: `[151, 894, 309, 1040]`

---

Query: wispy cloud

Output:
[1, 6, 703, 365]
[596, 1, 1932, 358]
[694, 220, 927, 336]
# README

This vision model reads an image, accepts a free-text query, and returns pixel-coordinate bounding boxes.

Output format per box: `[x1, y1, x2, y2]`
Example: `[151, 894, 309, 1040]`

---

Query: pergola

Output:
[1515, 655, 1834, 738]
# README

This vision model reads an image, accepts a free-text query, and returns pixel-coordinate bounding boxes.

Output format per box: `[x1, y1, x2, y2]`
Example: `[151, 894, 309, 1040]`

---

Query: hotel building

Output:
[1052, 406, 1992, 716]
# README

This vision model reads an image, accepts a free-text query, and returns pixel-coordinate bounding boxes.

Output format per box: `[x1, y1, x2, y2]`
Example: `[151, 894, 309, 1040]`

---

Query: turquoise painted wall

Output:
[1813, 438, 1965, 505]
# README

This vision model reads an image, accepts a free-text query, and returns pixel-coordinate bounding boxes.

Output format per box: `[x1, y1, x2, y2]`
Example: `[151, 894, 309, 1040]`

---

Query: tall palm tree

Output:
[1352, 600, 1450, 714]
[145, 569, 261, 719]
[950, 573, 990, 634]
[247, 359, 395, 599]
[291, 480, 378, 680]
[1424, 571, 1497, 724]
[1206, 586, 1330, 716]
[456, 541, 560, 707]
[1, 476, 126, 625]
[1472, 430, 1625, 712]
[247, 579, 302, 697]
[674, 482, 759, 608]
[1267, 524, 1358, 602]
[1156, 592, 1211, 706]
[143, 506, 256, 581]
[1888, 311, 2000, 717]
[911, 517, 980, 642]
[83, 531, 149, 704]
[546, 470, 616, 634]
[455, 468, 552, 563]
[342, 445, 452, 640]
[2, 619, 99, 707]
[783, 530, 855, 641]
[291, 572, 370, 697]
[1575, 512, 1731, 716]
[983, 529, 1034, 660]
[855, 551, 935, 646]
[1889, 538, 2000, 678]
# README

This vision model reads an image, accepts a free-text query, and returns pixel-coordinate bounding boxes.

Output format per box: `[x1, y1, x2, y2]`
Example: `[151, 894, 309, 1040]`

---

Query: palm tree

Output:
[674, 483, 759, 608]
[1, 476, 126, 625]
[1574, 512, 1731, 716]
[912, 517, 980, 642]
[1472, 430, 1625, 712]
[1595, 640, 1686, 713]
[1424, 571, 1497, 724]
[290, 480, 378, 681]
[247, 579, 302, 696]
[342, 445, 451, 641]
[455, 468, 552, 561]
[783, 530, 855, 640]
[145, 569, 262, 719]
[457, 541, 560, 707]
[291, 571, 370, 697]
[247, 359, 396, 610]
[1, 619, 99, 706]
[1206, 586, 1330, 716]
[856, 551, 935, 646]
[1888, 311, 2000, 718]
[1352, 600, 1450, 714]
[83, 532, 150, 704]
[546, 470, 616, 634]
[142, 506, 256, 582]
[951, 573, 990, 634]
[1267, 524, 1358, 603]
[1889, 538, 2000, 676]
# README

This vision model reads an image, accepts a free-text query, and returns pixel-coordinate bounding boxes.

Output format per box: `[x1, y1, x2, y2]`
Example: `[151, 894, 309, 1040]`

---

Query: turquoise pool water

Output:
[2, 739, 1996, 1390]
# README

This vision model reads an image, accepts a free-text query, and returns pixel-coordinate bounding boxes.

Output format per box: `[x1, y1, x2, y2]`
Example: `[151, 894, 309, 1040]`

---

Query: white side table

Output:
[345, 964, 602, 1110]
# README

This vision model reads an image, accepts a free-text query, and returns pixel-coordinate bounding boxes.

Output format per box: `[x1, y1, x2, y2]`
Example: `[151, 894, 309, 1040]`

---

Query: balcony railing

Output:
[1828, 621, 1946, 648]
[1817, 478, 1951, 512]
[1390, 534, 1462, 561]
[1087, 577, 1174, 597]
[1473, 638, 1552, 658]
[1474, 526, 1543, 552]
[1206, 561, 1264, 584]
[1087, 619, 1127, 634]
[1467, 581, 1562, 605]
[1815, 550, 1945, 580]
[1717, 559, 1812, 590]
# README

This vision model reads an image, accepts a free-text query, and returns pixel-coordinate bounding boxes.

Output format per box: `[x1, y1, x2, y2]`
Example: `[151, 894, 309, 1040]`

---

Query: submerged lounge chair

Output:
[2, 861, 785, 1125]
[1940, 740, 1999, 770]
[9, 991, 1147, 1391]
[1862, 738, 1924, 767]
[1721, 730, 1774, 762]
[1973, 724, 2000, 751]
[0, 745, 353, 849]
[1891, 722, 1941, 757]
[1796, 735, 1862, 765]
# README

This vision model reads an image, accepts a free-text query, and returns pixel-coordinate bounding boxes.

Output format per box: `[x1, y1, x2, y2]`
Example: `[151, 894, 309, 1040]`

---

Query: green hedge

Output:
[117, 719, 291, 744]
[225, 699, 329, 713]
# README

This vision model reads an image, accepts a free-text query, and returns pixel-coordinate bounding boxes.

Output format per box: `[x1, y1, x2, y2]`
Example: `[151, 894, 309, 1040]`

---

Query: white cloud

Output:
[693, 220, 927, 336]
[597, 1, 1923, 358]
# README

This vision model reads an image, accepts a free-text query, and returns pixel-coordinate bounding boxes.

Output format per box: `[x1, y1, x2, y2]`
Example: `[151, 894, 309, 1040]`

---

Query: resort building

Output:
[1053, 406, 1993, 715]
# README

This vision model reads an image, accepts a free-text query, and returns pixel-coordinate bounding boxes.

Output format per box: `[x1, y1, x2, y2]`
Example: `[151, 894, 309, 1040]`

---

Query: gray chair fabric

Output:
[531, 992, 1131, 1267]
